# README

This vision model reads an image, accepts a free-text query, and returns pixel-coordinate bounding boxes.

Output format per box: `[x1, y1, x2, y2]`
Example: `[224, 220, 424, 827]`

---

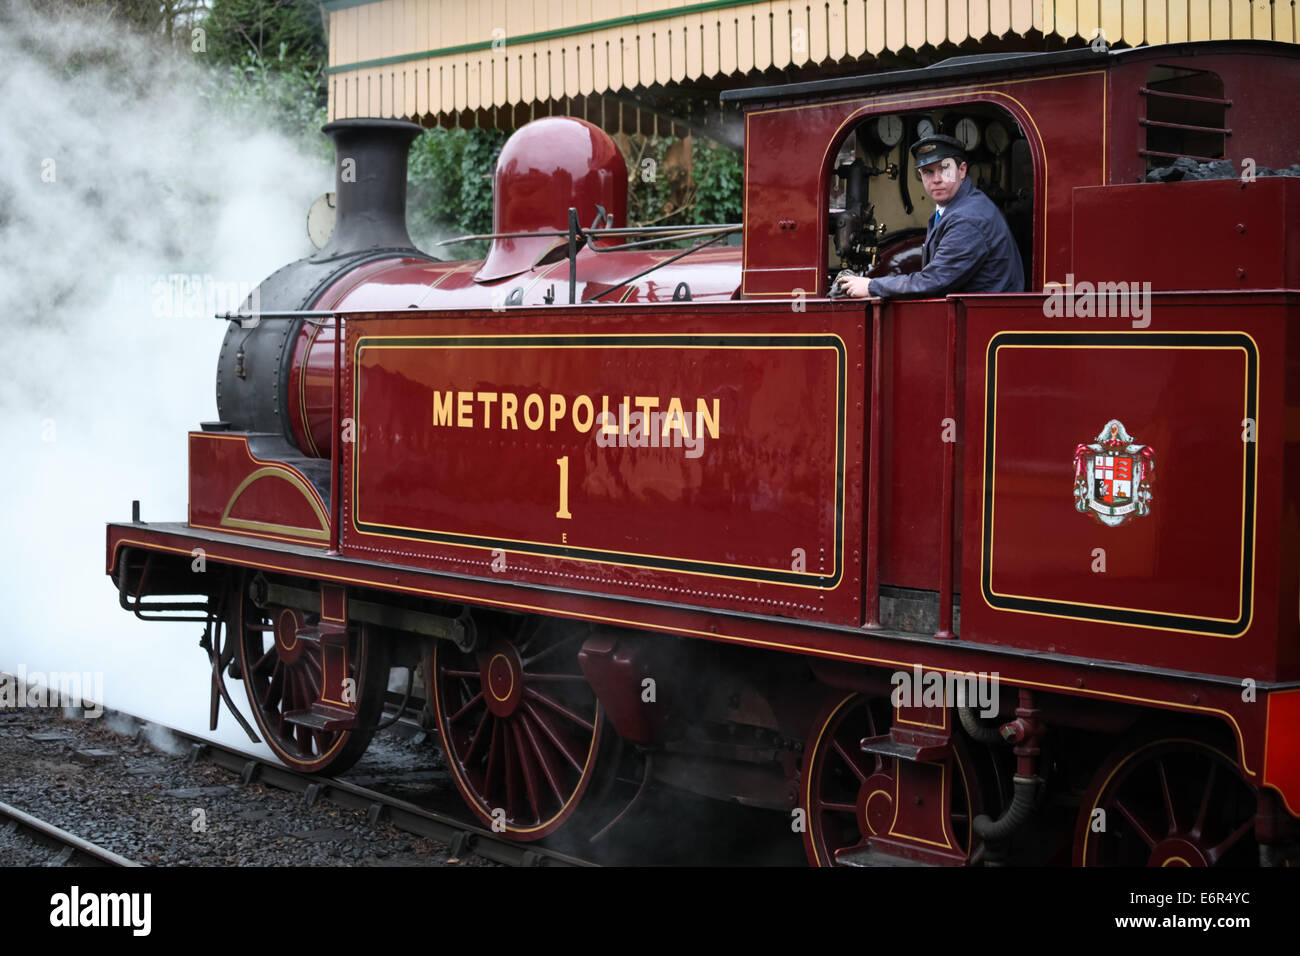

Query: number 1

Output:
[556, 456, 572, 519]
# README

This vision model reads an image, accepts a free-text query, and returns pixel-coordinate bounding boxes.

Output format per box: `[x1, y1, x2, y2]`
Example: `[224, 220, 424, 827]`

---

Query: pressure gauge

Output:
[916, 117, 936, 139]
[874, 114, 904, 147]
[955, 117, 981, 151]
[985, 120, 1011, 155]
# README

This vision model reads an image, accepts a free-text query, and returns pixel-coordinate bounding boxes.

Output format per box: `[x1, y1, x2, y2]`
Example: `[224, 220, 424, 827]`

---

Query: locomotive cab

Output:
[824, 102, 1035, 288]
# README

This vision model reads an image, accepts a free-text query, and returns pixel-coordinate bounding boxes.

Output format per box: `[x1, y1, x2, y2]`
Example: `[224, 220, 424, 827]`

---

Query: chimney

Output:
[314, 118, 423, 259]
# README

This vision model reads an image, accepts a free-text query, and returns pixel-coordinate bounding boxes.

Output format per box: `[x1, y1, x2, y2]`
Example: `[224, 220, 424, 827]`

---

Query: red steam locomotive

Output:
[108, 39, 1300, 866]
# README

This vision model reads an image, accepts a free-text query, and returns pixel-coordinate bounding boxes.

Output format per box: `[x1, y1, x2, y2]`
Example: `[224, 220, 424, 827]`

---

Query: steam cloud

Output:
[0, 1, 329, 754]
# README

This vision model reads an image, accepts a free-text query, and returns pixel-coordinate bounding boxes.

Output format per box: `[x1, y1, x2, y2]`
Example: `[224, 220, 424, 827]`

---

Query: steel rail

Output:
[0, 799, 140, 867]
[112, 710, 593, 868]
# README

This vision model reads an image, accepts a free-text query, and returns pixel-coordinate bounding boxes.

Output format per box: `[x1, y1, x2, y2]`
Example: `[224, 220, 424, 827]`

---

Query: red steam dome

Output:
[474, 117, 628, 283]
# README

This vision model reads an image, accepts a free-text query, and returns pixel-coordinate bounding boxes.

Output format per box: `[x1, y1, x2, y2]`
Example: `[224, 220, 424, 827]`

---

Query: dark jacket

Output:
[867, 178, 1024, 298]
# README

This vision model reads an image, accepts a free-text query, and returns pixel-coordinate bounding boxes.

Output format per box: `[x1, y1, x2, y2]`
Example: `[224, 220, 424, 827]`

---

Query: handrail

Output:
[864, 300, 884, 629]
[329, 316, 342, 554]
[1139, 87, 1232, 107]
[435, 222, 742, 244]
[936, 300, 962, 640]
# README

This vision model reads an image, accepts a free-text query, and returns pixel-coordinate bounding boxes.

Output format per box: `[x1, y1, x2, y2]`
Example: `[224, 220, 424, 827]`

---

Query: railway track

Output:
[110, 710, 594, 868]
[0, 799, 140, 867]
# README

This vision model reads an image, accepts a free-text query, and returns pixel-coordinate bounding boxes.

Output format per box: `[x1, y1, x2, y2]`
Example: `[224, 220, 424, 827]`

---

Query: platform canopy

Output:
[325, 0, 1298, 137]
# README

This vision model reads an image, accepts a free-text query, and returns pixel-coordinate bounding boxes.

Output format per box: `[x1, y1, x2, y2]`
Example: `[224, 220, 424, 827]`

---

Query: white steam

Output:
[0, 2, 329, 755]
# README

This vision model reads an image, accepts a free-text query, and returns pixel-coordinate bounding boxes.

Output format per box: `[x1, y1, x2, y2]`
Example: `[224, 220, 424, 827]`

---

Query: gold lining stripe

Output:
[351, 333, 848, 588]
[220, 466, 331, 542]
[297, 322, 324, 458]
[983, 337, 1259, 635]
[886, 761, 954, 850]
[107, 535, 1261, 778]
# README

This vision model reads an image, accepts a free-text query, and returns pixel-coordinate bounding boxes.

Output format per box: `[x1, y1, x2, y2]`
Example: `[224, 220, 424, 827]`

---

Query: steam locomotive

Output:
[108, 39, 1300, 866]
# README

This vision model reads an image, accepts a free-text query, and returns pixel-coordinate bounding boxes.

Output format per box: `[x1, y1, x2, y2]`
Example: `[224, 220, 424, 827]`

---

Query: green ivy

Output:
[689, 140, 743, 227]
[621, 135, 743, 247]
[406, 128, 506, 260]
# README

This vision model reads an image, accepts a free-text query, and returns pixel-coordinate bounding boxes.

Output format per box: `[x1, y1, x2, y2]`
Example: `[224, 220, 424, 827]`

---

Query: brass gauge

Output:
[986, 120, 1011, 155]
[955, 117, 981, 151]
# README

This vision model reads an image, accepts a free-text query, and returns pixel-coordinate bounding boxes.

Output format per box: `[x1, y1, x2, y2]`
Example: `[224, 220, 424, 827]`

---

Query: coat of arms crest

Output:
[1073, 419, 1155, 527]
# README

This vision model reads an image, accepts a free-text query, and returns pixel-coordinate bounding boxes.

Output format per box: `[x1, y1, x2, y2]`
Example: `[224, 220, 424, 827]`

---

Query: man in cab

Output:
[837, 134, 1024, 298]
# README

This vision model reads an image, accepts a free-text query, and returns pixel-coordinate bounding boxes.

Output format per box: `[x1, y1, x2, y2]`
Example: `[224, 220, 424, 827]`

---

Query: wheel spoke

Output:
[513, 620, 545, 654]
[1114, 798, 1160, 850]
[520, 709, 566, 803]
[522, 701, 583, 773]
[1191, 761, 1217, 841]
[483, 718, 500, 794]
[292, 668, 311, 711]
[832, 740, 868, 783]
[302, 663, 321, 697]
[522, 673, 588, 682]
[442, 668, 480, 680]
[510, 720, 544, 821]
[465, 709, 492, 763]
[451, 692, 485, 724]
[1206, 818, 1254, 865]
[819, 801, 857, 814]
[1156, 758, 1178, 836]
[521, 635, 582, 669]
[525, 687, 595, 732]
[253, 648, 276, 673]
[260, 661, 284, 710]
[503, 723, 519, 819]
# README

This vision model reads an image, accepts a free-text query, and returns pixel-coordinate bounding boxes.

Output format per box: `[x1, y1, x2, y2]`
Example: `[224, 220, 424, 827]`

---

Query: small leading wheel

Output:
[430, 614, 609, 842]
[800, 694, 987, 867]
[231, 575, 390, 775]
[1074, 733, 1257, 866]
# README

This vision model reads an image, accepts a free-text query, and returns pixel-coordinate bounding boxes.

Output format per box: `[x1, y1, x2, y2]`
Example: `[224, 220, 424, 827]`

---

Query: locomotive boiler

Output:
[110, 39, 1300, 866]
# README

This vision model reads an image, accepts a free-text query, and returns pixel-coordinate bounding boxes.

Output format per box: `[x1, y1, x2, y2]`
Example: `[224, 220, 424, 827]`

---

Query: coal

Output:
[1147, 157, 1300, 182]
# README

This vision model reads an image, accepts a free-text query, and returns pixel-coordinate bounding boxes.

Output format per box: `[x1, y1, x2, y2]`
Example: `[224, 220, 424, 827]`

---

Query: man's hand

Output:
[836, 274, 873, 298]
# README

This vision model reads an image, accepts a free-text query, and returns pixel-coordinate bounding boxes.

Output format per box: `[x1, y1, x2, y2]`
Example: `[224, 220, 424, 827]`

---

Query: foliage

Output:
[191, 0, 328, 154]
[198, 46, 329, 157]
[625, 136, 682, 228]
[22, 0, 207, 46]
[406, 128, 507, 259]
[202, 0, 325, 72]
[688, 139, 743, 227]
[623, 135, 742, 232]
